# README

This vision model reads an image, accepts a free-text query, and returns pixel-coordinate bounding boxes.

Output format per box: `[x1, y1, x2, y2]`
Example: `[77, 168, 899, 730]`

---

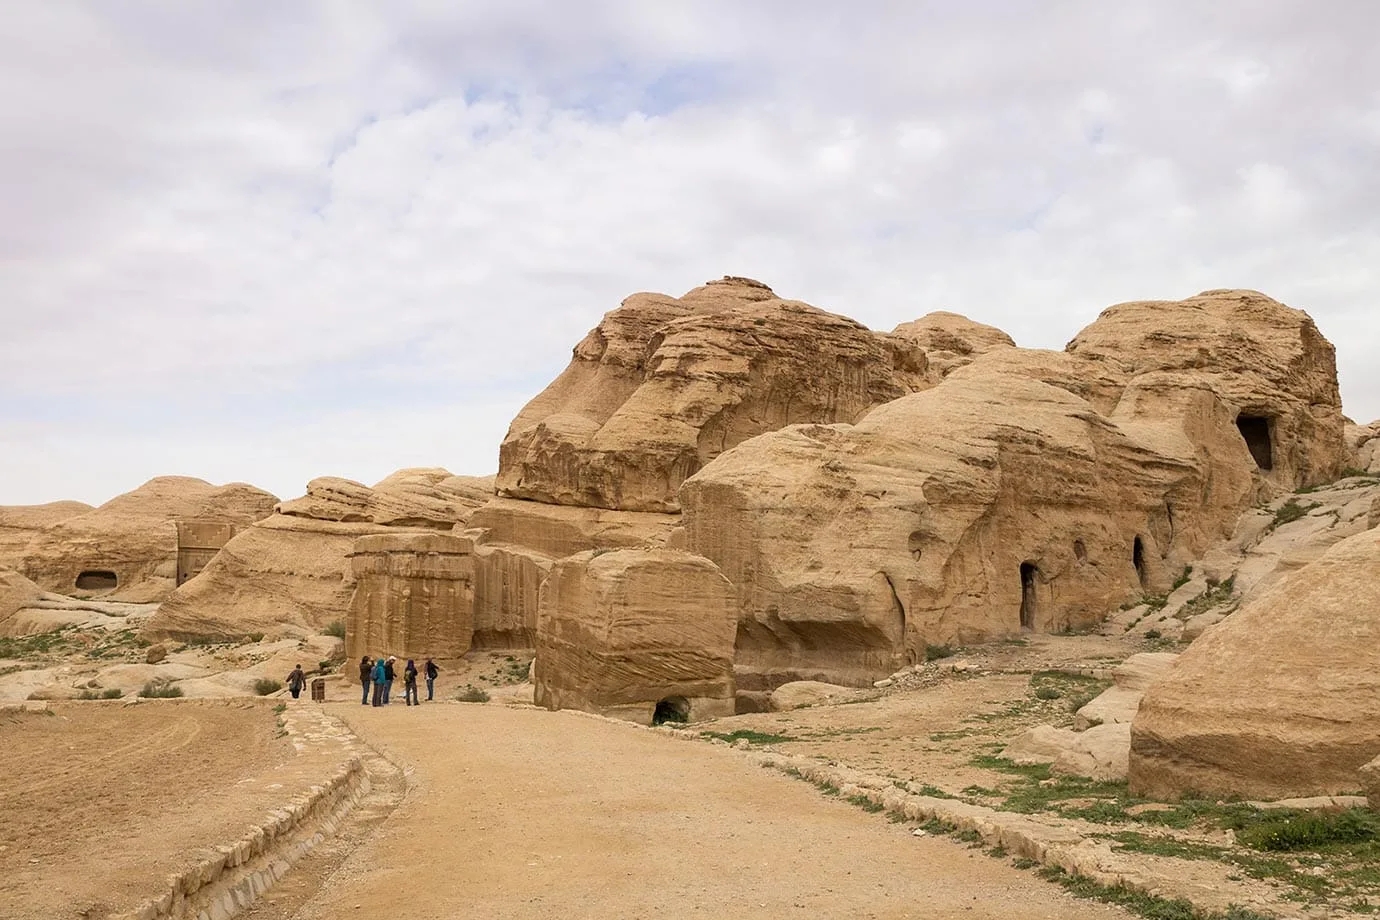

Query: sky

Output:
[2, 2, 1378, 506]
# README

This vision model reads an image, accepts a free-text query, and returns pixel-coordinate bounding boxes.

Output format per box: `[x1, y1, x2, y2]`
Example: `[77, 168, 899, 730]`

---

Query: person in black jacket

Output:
[404, 659, 419, 706]
[382, 656, 396, 705]
[424, 658, 439, 701]
[358, 655, 373, 706]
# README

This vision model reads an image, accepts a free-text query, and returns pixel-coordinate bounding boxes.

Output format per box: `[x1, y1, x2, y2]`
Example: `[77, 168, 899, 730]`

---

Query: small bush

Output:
[456, 686, 490, 703]
[245, 632, 266, 643]
[1171, 566, 1192, 591]
[925, 643, 955, 661]
[1237, 809, 1379, 852]
[703, 729, 796, 745]
[253, 678, 282, 696]
[139, 680, 184, 698]
[77, 687, 124, 700]
[1269, 499, 1318, 531]
[1034, 686, 1062, 700]
[1144, 629, 1162, 640]
[322, 620, 346, 639]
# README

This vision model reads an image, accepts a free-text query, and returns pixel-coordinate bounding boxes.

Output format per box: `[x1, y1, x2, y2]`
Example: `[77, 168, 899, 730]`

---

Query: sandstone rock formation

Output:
[1362, 756, 1380, 811]
[1345, 420, 1380, 474]
[142, 470, 494, 642]
[769, 680, 871, 712]
[533, 549, 736, 724]
[1003, 723, 1132, 782]
[890, 311, 1015, 379]
[678, 290, 1345, 691]
[0, 569, 43, 632]
[3, 478, 277, 603]
[1130, 525, 1380, 800]
[0, 500, 91, 566]
[496, 276, 929, 513]
[346, 532, 474, 662]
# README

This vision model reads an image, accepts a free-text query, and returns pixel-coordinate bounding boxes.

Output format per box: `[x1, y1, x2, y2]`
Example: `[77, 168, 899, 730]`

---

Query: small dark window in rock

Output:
[1019, 562, 1038, 630]
[1236, 415, 1274, 470]
[1133, 537, 1147, 589]
[75, 570, 118, 591]
[1073, 540, 1087, 563]
[908, 530, 925, 561]
[652, 696, 690, 725]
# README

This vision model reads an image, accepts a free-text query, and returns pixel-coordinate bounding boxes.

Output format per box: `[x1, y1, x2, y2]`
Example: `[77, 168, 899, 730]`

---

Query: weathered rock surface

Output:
[3, 478, 277, 603]
[890, 311, 1015, 379]
[346, 532, 474, 662]
[0, 569, 43, 631]
[0, 500, 91, 565]
[1066, 289, 1345, 490]
[1345, 420, 1380, 474]
[1074, 652, 1178, 730]
[497, 277, 930, 513]
[679, 290, 1345, 690]
[1130, 525, 1380, 800]
[142, 470, 492, 642]
[534, 549, 736, 724]
[768, 680, 871, 712]
[1003, 723, 1132, 781]
[1361, 756, 1380, 811]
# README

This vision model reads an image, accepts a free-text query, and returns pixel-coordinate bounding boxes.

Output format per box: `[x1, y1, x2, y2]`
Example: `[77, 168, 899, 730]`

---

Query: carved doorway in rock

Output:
[1019, 562, 1038, 630]
[1133, 537, 1147, 590]
[1235, 415, 1274, 470]
[75, 570, 118, 592]
[652, 696, 690, 725]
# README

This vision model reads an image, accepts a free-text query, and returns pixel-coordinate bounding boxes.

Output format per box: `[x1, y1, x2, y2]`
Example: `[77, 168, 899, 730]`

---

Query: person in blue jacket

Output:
[371, 655, 386, 707]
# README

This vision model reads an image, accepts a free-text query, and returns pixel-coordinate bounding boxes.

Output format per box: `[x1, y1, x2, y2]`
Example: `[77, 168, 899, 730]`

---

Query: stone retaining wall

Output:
[113, 747, 370, 920]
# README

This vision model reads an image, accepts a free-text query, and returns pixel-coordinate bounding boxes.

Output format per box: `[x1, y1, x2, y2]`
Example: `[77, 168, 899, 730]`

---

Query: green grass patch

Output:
[845, 793, 884, 813]
[1035, 865, 1270, 920]
[1268, 498, 1319, 531]
[702, 729, 797, 746]
[77, 687, 124, 700]
[1236, 809, 1379, 852]
[1171, 566, 1193, 590]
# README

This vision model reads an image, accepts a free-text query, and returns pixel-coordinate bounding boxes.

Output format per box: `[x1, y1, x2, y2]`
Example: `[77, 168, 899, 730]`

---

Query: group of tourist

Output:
[358, 654, 439, 706]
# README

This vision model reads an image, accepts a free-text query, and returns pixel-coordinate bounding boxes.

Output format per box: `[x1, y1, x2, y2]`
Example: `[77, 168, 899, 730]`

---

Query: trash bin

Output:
[311, 678, 326, 702]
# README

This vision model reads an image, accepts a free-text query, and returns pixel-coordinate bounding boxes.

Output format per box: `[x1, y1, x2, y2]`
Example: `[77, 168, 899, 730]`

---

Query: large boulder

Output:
[1130, 526, 1380, 800]
[5, 478, 277, 602]
[142, 469, 492, 641]
[346, 532, 474, 661]
[533, 549, 737, 724]
[0, 569, 43, 633]
[1345, 420, 1380, 475]
[1361, 757, 1380, 811]
[497, 276, 929, 513]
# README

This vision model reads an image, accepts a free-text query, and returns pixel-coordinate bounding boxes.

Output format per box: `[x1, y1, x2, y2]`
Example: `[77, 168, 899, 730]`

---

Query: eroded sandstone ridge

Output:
[0, 478, 277, 603]
[346, 532, 474, 662]
[677, 289, 1343, 695]
[534, 548, 737, 723]
[1130, 525, 1380, 800]
[142, 470, 493, 641]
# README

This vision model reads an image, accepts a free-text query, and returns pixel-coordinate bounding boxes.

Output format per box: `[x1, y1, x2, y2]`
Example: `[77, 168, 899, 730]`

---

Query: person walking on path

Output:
[359, 655, 374, 706]
[383, 656, 397, 705]
[424, 658, 439, 701]
[371, 656, 386, 707]
[286, 664, 307, 700]
[404, 659, 420, 706]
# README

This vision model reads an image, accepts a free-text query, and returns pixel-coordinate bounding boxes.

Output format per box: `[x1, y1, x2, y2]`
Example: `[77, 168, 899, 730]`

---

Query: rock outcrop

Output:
[346, 532, 474, 662]
[533, 549, 736, 724]
[142, 470, 494, 641]
[1345, 420, 1380, 474]
[679, 290, 1345, 691]
[496, 276, 929, 513]
[4, 478, 277, 603]
[1362, 756, 1380, 811]
[0, 500, 92, 567]
[890, 311, 1015, 379]
[1130, 525, 1380, 800]
[0, 569, 43, 633]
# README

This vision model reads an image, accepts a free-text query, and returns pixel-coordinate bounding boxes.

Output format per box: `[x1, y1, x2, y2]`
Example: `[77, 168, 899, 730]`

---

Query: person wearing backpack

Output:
[403, 659, 419, 706]
[286, 664, 307, 700]
[424, 658, 439, 701]
[371, 655, 386, 707]
[359, 655, 373, 706]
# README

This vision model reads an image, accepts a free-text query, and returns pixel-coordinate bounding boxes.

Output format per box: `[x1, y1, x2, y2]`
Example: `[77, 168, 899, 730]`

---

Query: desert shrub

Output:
[1236, 809, 1379, 852]
[139, 680, 183, 698]
[1143, 629, 1162, 640]
[77, 687, 124, 700]
[456, 686, 490, 703]
[253, 678, 282, 696]
[322, 620, 346, 639]
[1269, 499, 1317, 531]
[1171, 566, 1192, 591]
[1034, 686, 1062, 700]
[925, 643, 955, 661]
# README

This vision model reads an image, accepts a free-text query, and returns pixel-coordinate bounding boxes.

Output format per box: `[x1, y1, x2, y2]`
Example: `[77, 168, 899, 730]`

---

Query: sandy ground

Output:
[275, 702, 1134, 920]
[0, 698, 341, 919]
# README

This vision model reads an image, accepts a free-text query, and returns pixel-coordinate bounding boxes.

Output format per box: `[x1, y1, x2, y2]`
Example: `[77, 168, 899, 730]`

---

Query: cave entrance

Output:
[652, 696, 690, 725]
[75, 570, 118, 592]
[1236, 415, 1274, 471]
[1133, 537, 1147, 590]
[1019, 562, 1038, 630]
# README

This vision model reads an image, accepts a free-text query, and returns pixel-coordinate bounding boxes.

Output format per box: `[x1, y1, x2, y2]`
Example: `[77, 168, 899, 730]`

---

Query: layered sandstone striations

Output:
[142, 470, 494, 641]
[5, 478, 277, 603]
[890, 311, 1015, 379]
[346, 532, 475, 662]
[496, 276, 929, 513]
[0, 569, 43, 632]
[1129, 525, 1380, 800]
[534, 549, 736, 723]
[679, 290, 1345, 691]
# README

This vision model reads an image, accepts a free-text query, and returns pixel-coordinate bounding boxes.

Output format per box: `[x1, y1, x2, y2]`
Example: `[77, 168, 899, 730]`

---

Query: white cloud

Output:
[2, 2, 1378, 504]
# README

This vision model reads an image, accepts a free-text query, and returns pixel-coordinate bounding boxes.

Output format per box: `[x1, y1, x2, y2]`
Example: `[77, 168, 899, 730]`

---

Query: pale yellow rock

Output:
[1002, 723, 1132, 781]
[768, 680, 870, 711]
[1073, 653, 1178, 729]
[277, 469, 493, 528]
[1130, 526, 1380, 800]
[0, 569, 42, 631]
[345, 532, 474, 661]
[1361, 756, 1380, 811]
[3, 478, 276, 603]
[890, 311, 1015, 379]
[1345, 420, 1380, 474]
[497, 277, 930, 513]
[534, 549, 736, 724]
[0, 500, 91, 568]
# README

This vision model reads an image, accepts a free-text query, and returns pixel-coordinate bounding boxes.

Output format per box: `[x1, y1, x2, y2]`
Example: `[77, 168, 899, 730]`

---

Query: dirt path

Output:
[287, 703, 1132, 920]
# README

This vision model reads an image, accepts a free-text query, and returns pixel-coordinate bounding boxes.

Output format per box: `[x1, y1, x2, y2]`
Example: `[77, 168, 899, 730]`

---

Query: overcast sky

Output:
[2, 2, 1377, 506]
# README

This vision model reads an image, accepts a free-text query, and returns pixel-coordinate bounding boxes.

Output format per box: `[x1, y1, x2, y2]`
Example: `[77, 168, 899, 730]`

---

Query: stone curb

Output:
[112, 716, 370, 920]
